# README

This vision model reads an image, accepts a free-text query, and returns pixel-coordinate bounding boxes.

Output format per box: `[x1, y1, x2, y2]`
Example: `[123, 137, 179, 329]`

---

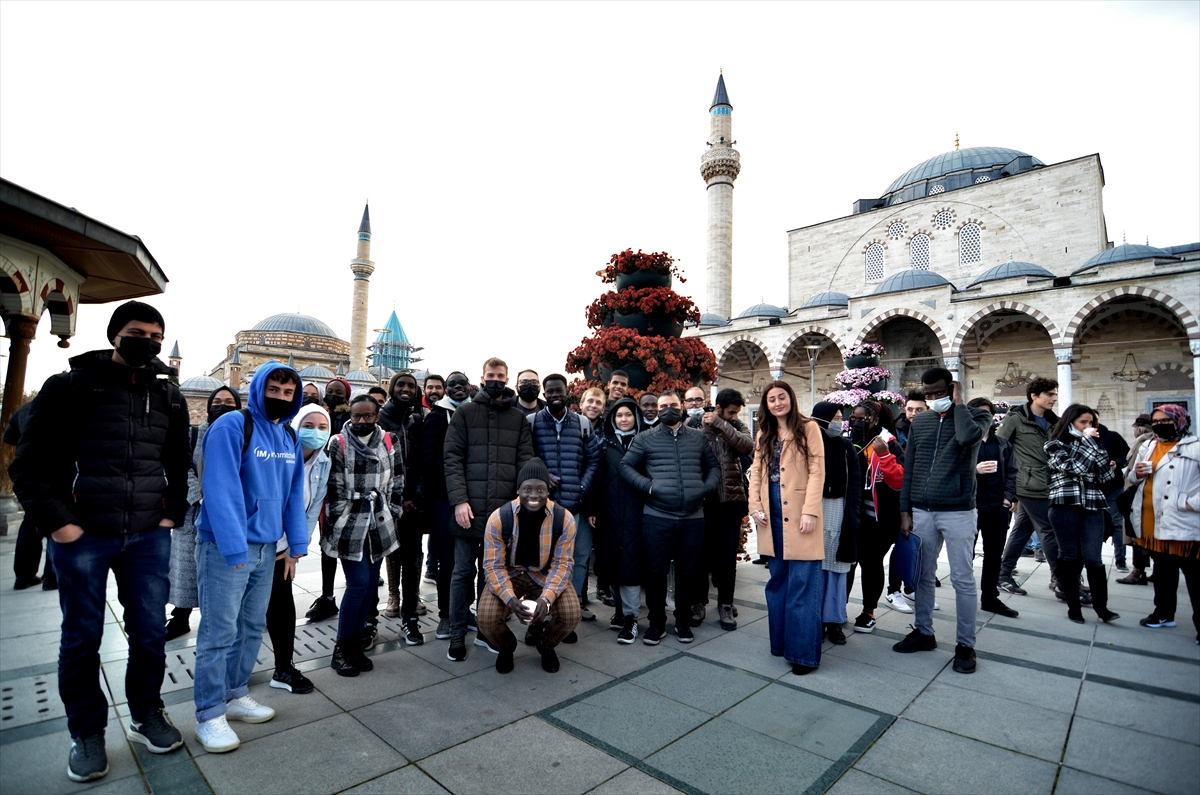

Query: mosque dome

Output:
[968, 259, 1054, 287]
[872, 270, 953, 295]
[179, 375, 224, 392]
[250, 313, 340, 339]
[737, 302, 789, 319]
[344, 369, 377, 386]
[697, 313, 730, 328]
[800, 291, 849, 309]
[297, 364, 335, 380]
[881, 147, 1044, 205]
[1074, 242, 1173, 273]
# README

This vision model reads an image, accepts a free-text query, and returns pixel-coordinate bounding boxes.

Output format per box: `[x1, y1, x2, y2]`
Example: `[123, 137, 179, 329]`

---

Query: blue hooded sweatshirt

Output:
[197, 360, 308, 566]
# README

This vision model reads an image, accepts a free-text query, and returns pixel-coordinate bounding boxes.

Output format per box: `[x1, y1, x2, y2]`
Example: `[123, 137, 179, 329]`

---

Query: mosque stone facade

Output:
[690, 76, 1200, 434]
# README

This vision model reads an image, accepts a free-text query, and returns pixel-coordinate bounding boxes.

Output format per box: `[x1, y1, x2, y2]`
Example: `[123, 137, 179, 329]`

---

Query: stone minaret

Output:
[700, 72, 740, 321]
[348, 204, 375, 369]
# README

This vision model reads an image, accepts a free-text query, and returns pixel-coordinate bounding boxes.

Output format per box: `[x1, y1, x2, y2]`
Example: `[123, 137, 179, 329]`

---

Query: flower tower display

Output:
[566, 249, 718, 396]
[824, 343, 905, 409]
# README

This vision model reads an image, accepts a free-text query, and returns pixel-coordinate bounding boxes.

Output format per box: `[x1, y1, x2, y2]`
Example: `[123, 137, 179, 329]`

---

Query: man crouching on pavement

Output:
[478, 458, 579, 674]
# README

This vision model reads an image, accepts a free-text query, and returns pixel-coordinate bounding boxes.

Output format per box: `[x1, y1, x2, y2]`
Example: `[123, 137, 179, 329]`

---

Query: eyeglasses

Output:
[684, 397, 705, 406]
[517, 379, 539, 387]
[349, 413, 378, 423]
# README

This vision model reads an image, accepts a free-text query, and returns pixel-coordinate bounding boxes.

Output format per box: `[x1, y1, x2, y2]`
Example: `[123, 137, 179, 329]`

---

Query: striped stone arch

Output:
[1136, 361, 1194, 391]
[854, 308, 951, 354]
[716, 334, 772, 367]
[950, 301, 1061, 358]
[1063, 286, 1200, 349]
[771, 325, 848, 373]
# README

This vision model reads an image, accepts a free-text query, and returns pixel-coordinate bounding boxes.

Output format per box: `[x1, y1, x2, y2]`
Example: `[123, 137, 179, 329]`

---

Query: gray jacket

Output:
[900, 404, 992, 513]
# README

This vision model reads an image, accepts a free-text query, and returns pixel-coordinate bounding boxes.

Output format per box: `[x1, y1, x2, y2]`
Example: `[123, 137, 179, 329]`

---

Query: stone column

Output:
[0, 315, 38, 534]
[945, 356, 965, 397]
[1055, 348, 1074, 407]
[1191, 339, 1200, 418]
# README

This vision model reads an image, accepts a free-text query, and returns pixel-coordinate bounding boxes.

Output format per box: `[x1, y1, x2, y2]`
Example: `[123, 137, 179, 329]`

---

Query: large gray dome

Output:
[251, 313, 339, 339]
[885, 147, 1043, 196]
[737, 302, 788, 319]
[801, 291, 849, 309]
[872, 270, 953, 295]
[968, 260, 1054, 287]
[1075, 242, 1172, 273]
[179, 375, 224, 392]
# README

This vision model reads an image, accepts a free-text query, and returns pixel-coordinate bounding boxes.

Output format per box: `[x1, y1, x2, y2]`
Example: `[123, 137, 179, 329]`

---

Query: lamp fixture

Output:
[1112, 353, 1149, 383]
[995, 362, 1028, 389]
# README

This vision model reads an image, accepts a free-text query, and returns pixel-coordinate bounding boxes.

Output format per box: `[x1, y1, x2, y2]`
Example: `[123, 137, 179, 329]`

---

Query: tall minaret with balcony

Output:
[700, 72, 740, 321]
[348, 204, 374, 369]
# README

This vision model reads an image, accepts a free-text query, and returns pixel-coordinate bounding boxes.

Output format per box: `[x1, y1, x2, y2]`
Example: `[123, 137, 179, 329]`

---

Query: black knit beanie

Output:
[107, 300, 165, 343]
[811, 401, 842, 426]
[518, 457, 552, 487]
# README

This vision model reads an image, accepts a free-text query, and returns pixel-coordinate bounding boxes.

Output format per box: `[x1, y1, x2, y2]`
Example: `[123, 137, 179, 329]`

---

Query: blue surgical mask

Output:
[828, 421, 843, 432]
[1068, 427, 1084, 438]
[298, 428, 330, 451]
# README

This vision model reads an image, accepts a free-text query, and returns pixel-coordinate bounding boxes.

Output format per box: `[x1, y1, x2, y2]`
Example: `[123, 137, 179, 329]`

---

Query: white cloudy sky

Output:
[3, 1, 1198, 392]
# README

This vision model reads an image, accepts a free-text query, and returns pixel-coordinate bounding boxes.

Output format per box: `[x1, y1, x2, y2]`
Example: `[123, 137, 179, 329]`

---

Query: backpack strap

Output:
[500, 505, 515, 547]
[238, 407, 297, 455]
[579, 415, 592, 439]
[383, 432, 394, 454]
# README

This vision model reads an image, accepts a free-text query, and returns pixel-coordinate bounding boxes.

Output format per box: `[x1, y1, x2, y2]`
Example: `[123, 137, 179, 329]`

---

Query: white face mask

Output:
[1069, 427, 1084, 438]
[929, 396, 953, 413]
[687, 408, 704, 420]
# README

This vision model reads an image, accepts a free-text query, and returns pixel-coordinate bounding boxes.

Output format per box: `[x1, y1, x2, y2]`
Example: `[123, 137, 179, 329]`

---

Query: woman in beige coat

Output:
[749, 381, 826, 674]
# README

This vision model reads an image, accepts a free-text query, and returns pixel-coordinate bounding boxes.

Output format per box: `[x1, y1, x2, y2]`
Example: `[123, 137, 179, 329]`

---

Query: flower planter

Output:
[615, 269, 671, 291]
[599, 364, 612, 383]
[612, 311, 649, 333]
[845, 354, 880, 369]
[601, 311, 614, 329]
[646, 316, 683, 338]
[617, 361, 652, 390]
[864, 379, 888, 393]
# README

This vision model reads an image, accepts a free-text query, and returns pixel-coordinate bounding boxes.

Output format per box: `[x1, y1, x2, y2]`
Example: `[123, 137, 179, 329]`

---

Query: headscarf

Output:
[206, 385, 242, 425]
[303, 380, 325, 399]
[810, 401, 841, 428]
[1152, 404, 1191, 437]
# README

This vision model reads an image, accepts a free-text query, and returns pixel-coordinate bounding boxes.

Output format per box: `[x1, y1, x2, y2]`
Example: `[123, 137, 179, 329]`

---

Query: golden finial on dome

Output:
[955, 132, 960, 150]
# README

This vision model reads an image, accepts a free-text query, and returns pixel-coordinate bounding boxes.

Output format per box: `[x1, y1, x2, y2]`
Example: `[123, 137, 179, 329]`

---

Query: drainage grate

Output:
[0, 674, 66, 730]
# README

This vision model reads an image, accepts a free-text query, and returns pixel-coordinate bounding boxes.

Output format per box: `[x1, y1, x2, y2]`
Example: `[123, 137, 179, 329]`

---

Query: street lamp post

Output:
[805, 344, 820, 410]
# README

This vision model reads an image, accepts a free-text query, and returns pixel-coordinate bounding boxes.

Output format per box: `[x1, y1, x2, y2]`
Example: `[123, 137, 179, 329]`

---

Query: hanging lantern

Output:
[1112, 353, 1149, 383]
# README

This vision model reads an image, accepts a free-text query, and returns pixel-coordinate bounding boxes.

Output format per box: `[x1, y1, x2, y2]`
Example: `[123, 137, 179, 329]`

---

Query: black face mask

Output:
[1151, 422, 1179, 441]
[208, 403, 238, 425]
[517, 384, 540, 402]
[324, 395, 345, 409]
[658, 407, 682, 427]
[350, 422, 376, 437]
[302, 395, 321, 406]
[263, 397, 292, 422]
[850, 419, 868, 447]
[116, 336, 161, 368]
[482, 380, 506, 399]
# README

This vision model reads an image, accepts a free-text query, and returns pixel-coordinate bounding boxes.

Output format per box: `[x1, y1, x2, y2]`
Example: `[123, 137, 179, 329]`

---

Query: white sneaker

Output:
[885, 592, 913, 614]
[196, 715, 240, 753]
[225, 695, 275, 724]
[933, 602, 941, 611]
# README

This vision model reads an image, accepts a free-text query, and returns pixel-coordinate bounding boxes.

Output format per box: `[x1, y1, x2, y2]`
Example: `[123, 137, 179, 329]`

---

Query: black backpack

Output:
[497, 504, 568, 573]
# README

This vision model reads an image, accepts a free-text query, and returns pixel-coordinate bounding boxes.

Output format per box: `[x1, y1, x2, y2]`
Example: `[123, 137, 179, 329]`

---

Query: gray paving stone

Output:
[628, 655, 767, 715]
[973, 628, 1092, 672]
[404, 634, 513, 677]
[352, 676, 526, 760]
[554, 631, 681, 678]
[141, 759, 211, 795]
[824, 632, 953, 681]
[1093, 623, 1200, 659]
[1085, 649, 1200, 696]
[644, 717, 831, 795]
[0, 714, 139, 795]
[855, 718, 1058, 794]
[339, 764, 450, 794]
[1074, 679, 1200, 745]
[195, 713, 400, 795]
[737, 616, 772, 639]
[419, 716, 627, 795]
[585, 768, 682, 794]
[681, 626, 791, 679]
[549, 682, 711, 759]
[1063, 716, 1200, 795]
[304, 648, 453, 711]
[900, 681, 1071, 762]
[929, 657, 1082, 714]
[723, 683, 882, 761]
[460, 652, 613, 714]
[780, 656, 926, 715]
[826, 769, 919, 794]
[81, 775, 151, 795]
[1054, 767, 1157, 795]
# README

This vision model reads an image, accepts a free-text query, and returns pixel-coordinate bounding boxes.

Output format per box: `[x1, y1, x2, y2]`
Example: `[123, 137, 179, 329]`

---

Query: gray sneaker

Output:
[67, 733, 109, 782]
[128, 709, 183, 754]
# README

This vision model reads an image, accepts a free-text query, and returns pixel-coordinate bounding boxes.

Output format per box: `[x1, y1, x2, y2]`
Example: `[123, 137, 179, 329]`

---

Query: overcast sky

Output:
[3, 1, 1197, 393]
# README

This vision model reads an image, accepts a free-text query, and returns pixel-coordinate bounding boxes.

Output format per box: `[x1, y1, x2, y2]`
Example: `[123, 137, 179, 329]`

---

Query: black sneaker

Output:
[751, 556, 767, 565]
[402, 618, 424, 646]
[853, 614, 876, 633]
[496, 649, 515, 674]
[981, 600, 1019, 618]
[1115, 560, 1129, 573]
[617, 615, 638, 644]
[609, 612, 623, 630]
[689, 604, 706, 627]
[42, 573, 58, 591]
[359, 623, 378, 650]
[536, 642, 560, 673]
[474, 632, 500, 654]
[13, 575, 42, 590]
[952, 643, 977, 674]
[67, 733, 109, 782]
[306, 595, 339, 621]
[892, 628, 937, 653]
[676, 623, 694, 644]
[1139, 614, 1177, 628]
[935, 577, 942, 588]
[435, 618, 452, 639]
[1034, 549, 1046, 563]
[1021, 547, 1035, 558]
[164, 616, 191, 641]
[561, 630, 578, 644]
[447, 636, 467, 661]
[643, 624, 666, 646]
[825, 623, 847, 645]
[128, 709, 183, 753]
[525, 623, 545, 646]
[269, 665, 314, 694]
[997, 577, 1027, 596]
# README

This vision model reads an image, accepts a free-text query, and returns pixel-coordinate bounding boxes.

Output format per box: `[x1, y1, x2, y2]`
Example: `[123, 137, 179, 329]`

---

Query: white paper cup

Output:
[520, 599, 539, 624]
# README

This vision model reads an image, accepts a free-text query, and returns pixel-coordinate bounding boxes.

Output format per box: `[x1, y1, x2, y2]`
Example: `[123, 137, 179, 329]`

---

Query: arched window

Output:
[960, 223, 981, 264]
[910, 234, 930, 270]
[866, 244, 885, 281]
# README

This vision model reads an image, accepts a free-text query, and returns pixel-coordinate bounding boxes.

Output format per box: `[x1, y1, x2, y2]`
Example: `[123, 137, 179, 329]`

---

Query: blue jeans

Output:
[1048, 505, 1104, 568]
[822, 570, 848, 624]
[449, 536, 486, 639]
[570, 511, 593, 599]
[339, 555, 383, 641]
[765, 483, 822, 667]
[194, 540, 274, 723]
[49, 529, 171, 738]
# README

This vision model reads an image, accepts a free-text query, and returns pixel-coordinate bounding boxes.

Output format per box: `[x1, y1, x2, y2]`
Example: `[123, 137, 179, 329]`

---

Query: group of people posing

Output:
[8, 301, 1199, 784]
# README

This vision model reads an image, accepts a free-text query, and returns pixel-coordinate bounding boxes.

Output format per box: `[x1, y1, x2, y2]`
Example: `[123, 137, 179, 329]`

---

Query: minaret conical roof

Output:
[358, 204, 371, 235]
[710, 73, 731, 110]
[169, 340, 180, 358]
[377, 310, 410, 346]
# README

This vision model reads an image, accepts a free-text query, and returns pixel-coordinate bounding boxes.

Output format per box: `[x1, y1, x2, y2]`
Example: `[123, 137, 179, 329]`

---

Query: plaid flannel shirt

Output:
[483, 499, 576, 607]
[1045, 435, 1114, 512]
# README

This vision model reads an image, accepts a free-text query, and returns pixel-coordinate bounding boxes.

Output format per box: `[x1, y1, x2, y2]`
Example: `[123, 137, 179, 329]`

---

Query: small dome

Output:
[697, 313, 730, 328]
[179, 375, 224, 392]
[369, 364, 396, 380]
[1075, 242, 1173, 273]
[884, 147, 1043, 197]
[968, 260, 1054, 287]
[297, 364, 335, 380]
[872, 270, 953, 295]
[737, 302, 789, 319]
[250, 313, 340, 339]
[344, 368, 377, 385]
[801, 291, 850, 309]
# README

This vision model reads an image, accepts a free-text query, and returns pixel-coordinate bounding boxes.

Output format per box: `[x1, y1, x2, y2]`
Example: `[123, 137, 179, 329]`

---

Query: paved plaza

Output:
[1, 534, 1197, 795]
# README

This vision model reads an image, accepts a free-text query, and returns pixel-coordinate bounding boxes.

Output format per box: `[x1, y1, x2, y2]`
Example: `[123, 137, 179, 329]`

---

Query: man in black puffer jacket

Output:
[443, 358, 534, 660]
[11, 301, 190, 782]
[620, 390, 720, 645]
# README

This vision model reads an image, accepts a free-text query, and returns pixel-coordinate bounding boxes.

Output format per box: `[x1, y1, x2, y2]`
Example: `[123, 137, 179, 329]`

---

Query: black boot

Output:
[1059, 560, 1084, 623]
[164, 608, 191, 641]
[331, 641, 359, 676]
[1087, 564, 1119, 622]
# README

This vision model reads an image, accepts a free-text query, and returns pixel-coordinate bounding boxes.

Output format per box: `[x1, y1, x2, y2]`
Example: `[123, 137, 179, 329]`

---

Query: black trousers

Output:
[266, 556, 296, 669]
[430, 500, 455, 618]
[396, 510, 424, 620]
[1150, 551, 1200, 637]
[699, 500, 748, 606]
[643, 515, 704, 626]
[977, 508, 1011, 602]
[14, 512, 52, 581]
[854, 513, 903, 614]
[321, 552, 338, 598]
